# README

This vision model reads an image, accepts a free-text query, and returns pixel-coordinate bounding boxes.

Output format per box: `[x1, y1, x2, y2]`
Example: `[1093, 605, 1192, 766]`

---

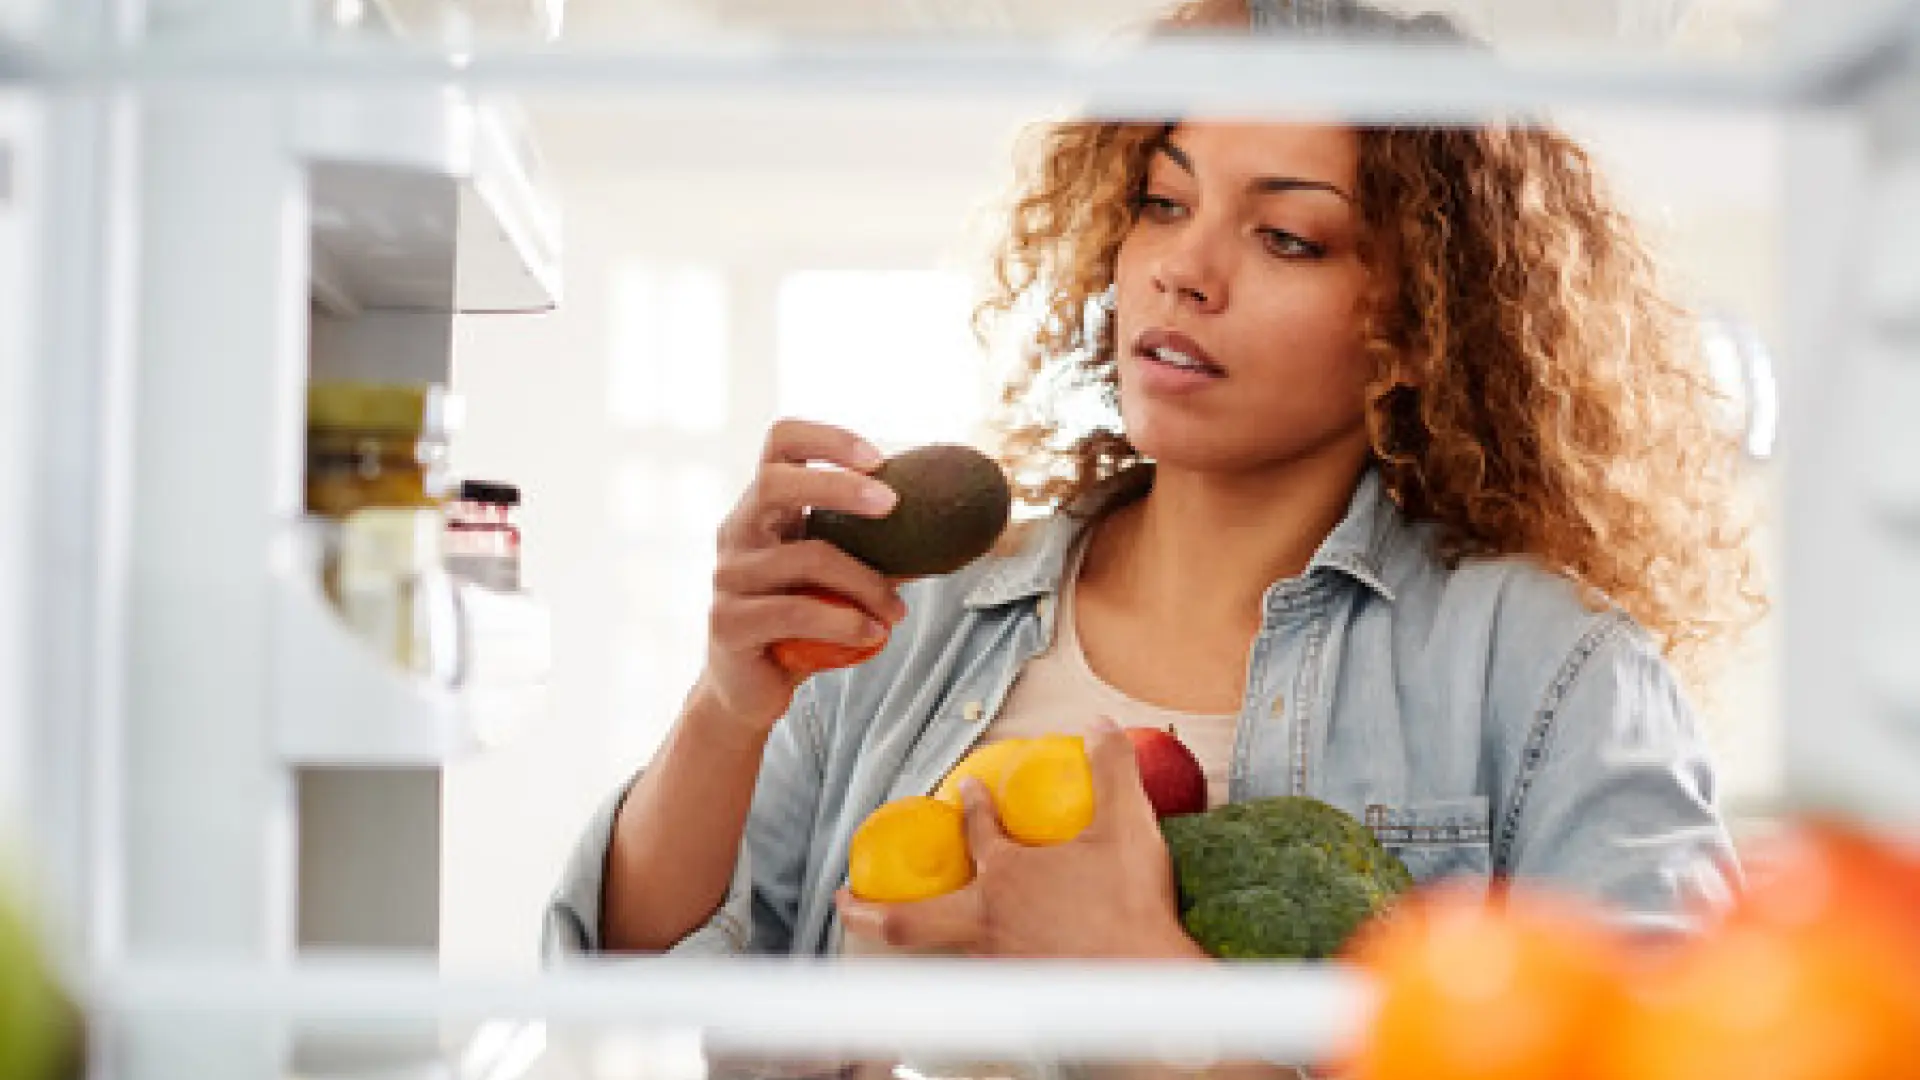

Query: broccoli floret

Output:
[1161, 796, 1412, 959]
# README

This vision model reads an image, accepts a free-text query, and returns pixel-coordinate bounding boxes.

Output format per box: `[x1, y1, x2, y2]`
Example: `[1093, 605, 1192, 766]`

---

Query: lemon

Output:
[933, 740, 1029, 807]
[994, 735, 1095, 846]
[847, 797, 974, 903]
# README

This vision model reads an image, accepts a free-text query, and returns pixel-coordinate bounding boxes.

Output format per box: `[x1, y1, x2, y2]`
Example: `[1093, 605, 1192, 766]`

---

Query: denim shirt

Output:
[545, 466, 1737, 959]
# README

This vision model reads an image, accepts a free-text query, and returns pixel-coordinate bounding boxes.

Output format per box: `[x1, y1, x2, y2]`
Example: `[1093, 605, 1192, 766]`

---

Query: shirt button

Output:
[963, 701, 985, 722]
[1036, 596, 1053, 621]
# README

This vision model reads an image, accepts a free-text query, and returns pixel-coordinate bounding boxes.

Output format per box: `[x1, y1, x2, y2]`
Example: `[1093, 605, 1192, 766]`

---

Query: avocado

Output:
[804, 443, 1012, 578]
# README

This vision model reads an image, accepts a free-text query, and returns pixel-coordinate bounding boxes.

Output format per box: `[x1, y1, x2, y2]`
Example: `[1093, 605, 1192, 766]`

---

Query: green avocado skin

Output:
[1160, 796, 1414, 960]
[803, 444, 1013, 578]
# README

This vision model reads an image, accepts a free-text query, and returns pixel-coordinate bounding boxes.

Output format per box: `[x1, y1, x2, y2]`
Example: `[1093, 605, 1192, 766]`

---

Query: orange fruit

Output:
[1738, 818, 1920, 960]
[933, 740, 1029, 807]
[1342, 885, 1626, 1080]
[1603, 912, 1920, 1080]
[768, 588, 887, 677]
[1603, 817, 1920, 1080]
[847, 796, 974, 903]
[993, 734, 1095, 846]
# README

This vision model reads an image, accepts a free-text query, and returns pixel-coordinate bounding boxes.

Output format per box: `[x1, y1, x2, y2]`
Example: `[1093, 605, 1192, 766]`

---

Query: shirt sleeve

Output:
[541, 682, 829, 960]
[1494, 616, 1742, 936]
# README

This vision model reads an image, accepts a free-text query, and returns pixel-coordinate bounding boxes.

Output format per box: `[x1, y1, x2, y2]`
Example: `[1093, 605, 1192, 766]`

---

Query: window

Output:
[607, 262, 729, 434]
[775, 268, 988, 450]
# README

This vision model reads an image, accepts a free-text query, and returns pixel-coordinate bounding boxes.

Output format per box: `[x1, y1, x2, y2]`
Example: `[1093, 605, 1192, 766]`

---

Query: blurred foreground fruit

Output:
[0, 876, 77, 1080]
[1336, 819, 1920, 1080]
[1735, 816, 1920, 958]
[1603, 819, 1920, 1080]
[1604, 912, 1920, 1080]
[1341, 886, 1624, 1080]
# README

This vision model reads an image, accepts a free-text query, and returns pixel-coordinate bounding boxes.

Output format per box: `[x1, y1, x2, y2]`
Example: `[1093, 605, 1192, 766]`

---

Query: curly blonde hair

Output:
[978, 1, 1765, 677]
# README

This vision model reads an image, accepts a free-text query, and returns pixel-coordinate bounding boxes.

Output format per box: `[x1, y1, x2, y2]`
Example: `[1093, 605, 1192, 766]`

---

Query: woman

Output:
[546, 0, 1762, 964]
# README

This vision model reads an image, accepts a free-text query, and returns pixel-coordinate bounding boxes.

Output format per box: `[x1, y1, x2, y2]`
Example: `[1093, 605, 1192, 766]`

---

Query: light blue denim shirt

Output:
[545, 466, 1737, 959]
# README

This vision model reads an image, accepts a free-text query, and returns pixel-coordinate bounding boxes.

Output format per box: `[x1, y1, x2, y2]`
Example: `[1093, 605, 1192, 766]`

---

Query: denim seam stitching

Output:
[1290, 599, 1332, 797]
[1493, 612, 1629, 873]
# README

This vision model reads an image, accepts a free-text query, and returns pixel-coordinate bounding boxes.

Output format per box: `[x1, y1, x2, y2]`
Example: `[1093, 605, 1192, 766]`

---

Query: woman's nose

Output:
[1152, 231, 1228, 313]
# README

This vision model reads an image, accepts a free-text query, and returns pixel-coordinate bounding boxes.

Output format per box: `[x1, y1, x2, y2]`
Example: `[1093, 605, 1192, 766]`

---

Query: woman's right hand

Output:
[693, 419, 907, 737]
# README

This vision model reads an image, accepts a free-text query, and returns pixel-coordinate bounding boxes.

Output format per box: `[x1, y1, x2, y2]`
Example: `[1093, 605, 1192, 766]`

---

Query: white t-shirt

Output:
[950, 534, 1237, 810]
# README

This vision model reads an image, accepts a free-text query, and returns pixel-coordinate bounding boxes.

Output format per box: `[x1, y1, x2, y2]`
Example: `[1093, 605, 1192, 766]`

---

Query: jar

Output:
[304, 382, 457, 518]
[334, 506, 461, 681]
[445, 479, 523, 591]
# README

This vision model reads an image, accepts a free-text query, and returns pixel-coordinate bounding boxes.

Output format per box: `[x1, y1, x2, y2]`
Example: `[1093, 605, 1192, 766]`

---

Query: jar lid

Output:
[308, 382, 460, 437]
[458, 480, 522, 507]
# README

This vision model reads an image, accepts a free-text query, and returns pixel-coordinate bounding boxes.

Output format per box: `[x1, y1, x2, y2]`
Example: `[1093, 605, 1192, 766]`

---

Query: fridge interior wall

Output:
[0, 93, 33, 831]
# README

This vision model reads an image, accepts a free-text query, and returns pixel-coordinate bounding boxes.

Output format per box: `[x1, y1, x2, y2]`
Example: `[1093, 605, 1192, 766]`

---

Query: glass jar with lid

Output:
[304, 382, 460, 518]
[445, 479, 523, 592]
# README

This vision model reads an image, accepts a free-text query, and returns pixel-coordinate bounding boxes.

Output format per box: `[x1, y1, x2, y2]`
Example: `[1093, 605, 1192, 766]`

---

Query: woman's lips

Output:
[1133, 328, 1225, 377]
[1131, 327, 1225, 394]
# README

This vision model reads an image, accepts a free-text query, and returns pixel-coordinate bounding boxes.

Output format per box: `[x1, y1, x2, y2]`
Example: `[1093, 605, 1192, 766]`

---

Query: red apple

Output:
[1125, 725, 1208, 819]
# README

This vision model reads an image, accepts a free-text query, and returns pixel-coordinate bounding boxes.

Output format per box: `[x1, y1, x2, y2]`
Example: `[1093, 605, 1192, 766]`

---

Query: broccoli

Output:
[1160, 796, 1413, 959]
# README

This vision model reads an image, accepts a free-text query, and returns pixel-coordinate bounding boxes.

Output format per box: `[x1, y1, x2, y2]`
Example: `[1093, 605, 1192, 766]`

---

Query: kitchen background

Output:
[439, 2, 1786, 975]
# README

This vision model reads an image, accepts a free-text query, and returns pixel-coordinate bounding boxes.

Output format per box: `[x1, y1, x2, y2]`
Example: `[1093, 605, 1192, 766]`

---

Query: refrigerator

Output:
[1, 0, 1917, 1077]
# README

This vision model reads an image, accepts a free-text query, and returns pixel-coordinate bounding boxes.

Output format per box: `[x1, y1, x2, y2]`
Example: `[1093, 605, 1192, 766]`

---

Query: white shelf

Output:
[368, 0, 565, 44]
[95, 957, 1371, 1065]
[273, 534, 551, 767]
[0, 2, 38, 46]
[300, 90, 560, 315]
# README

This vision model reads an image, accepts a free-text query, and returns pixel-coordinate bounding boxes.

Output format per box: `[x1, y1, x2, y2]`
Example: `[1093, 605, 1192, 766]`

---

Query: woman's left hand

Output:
[835, 717, 1209, 960]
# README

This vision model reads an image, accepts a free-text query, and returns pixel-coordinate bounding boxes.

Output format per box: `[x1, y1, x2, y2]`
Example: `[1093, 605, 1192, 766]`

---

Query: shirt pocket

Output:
[1364, 796, 1494, 885]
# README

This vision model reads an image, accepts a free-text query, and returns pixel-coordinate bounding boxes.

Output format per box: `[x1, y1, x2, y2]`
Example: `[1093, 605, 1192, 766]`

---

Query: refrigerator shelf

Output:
[273, 531, 552, 767]
[302, 88, 559, 316]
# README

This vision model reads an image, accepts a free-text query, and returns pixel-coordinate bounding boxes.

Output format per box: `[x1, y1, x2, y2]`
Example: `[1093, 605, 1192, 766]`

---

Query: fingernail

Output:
[864, 619, 890, 643]
[1090, 715, 1120, 735]
[960, 777, 988, 802]
[861, 482, 899, 516]
[852, 441, 886, 471]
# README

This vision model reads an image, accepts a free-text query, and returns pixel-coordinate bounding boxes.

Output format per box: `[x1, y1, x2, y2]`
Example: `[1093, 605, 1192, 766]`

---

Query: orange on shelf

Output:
[1339, 885, 1626, 1080]
[1737, 817, 1920, 955]
[1603, 817, 1920, 1080]
[1603, 910, 1920, 1080]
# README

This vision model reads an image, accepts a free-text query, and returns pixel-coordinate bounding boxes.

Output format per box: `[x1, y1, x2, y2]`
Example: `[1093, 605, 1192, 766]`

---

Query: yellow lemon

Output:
[933, 739, 1030, 807]
[995, 734, 1095, 846]
[847, 796, 974, 903]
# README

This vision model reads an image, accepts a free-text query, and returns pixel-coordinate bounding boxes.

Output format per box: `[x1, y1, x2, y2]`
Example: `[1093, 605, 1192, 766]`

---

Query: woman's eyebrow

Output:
[1155, 141, 1354, 203]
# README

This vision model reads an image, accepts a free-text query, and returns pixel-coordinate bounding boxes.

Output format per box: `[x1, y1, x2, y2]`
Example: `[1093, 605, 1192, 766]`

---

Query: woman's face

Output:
[1111, 121, 1375, 476]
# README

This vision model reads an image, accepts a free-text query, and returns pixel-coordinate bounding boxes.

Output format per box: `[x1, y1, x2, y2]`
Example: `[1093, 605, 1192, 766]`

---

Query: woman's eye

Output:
[1136, 194, 1187, 221]
[1261, 229, 1326, 259]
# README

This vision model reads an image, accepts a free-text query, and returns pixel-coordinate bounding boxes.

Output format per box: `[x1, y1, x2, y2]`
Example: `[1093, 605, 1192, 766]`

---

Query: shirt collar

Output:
[963, 463, 1402, 611]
